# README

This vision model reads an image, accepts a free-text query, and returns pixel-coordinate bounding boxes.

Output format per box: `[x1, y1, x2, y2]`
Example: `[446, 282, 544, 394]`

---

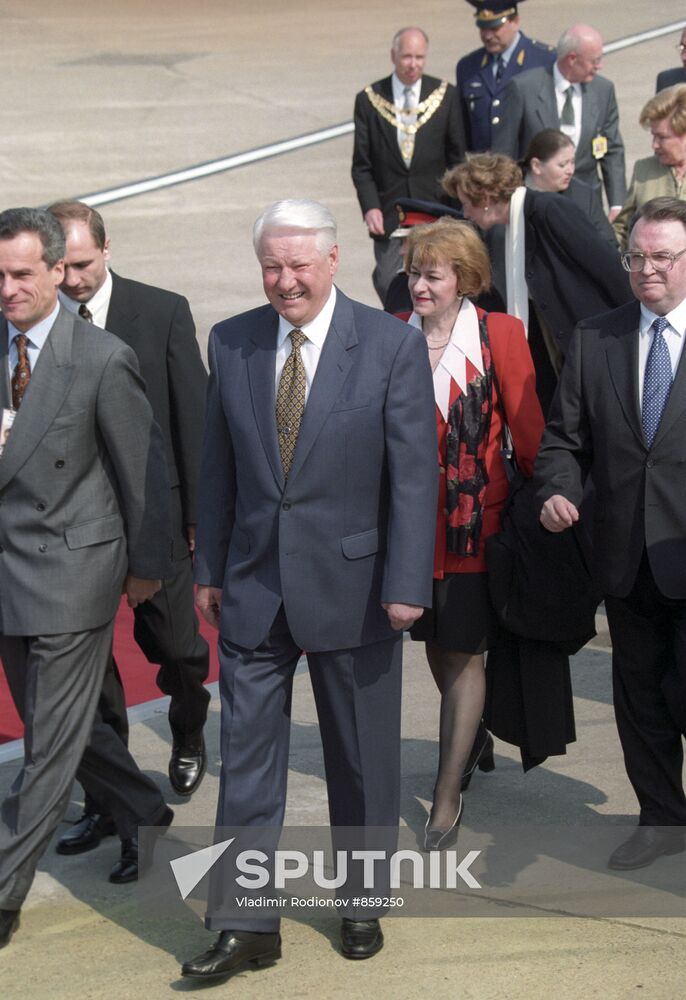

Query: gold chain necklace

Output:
[364, 81, 448, 137]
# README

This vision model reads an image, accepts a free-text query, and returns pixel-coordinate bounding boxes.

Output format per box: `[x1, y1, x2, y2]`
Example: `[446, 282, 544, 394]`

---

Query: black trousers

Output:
[605, 552, 686, 826]
[82, 554, 210, 815]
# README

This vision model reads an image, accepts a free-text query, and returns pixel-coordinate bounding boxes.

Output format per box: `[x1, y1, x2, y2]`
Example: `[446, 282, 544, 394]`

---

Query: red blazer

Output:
[433, 309, 544, 576]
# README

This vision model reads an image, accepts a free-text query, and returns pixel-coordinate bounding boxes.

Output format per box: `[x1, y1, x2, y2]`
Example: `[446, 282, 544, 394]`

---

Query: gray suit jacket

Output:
[492, 65, 626, 207]
[0, 307, 172, 635]
[194, 289, 438, 652]
[535, 300, 686, 598]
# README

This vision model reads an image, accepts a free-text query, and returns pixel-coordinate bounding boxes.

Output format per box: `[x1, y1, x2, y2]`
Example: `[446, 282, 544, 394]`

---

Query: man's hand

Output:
[382, 602, 424, 631]
[540, 495, 580, 532]
[185, 524, 196, 553]
[125, 576, 161, 608]
[608, 206, 621, 223]
[196, 585, 222, 629]
[364, 208, 385, 236]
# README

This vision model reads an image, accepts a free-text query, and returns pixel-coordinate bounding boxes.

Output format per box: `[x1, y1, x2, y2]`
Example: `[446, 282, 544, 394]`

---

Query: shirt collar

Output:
[408, 297, 484, 419]
[277, 286, 337, 351]
[392, 73, 421, 103]
[59, 267, 112, 319]
[7, 301, 60, 350]
[554, 62, 579, 95]
[639, 298, 686, 337]
[496, 32, 521, 68]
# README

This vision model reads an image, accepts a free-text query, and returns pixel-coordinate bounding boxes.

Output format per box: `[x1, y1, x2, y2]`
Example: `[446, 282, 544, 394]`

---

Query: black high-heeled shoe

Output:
[423, 795, 463, 852]
[461, 726, 495, 791]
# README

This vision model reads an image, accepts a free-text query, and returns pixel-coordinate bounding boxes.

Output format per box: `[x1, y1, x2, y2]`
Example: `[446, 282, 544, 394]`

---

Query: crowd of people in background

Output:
[0, 1, 685, 989]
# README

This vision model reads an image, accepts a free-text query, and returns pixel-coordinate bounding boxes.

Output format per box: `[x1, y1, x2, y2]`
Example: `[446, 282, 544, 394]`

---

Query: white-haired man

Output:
[181, 200, 438, 980]
[492, 22, 626, 219]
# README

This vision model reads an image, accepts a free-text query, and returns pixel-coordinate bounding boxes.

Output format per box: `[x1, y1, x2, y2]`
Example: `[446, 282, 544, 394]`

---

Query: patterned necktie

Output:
[11, 334, 31, 410]
[400, 85, 416, 166]
[276, 329, 308, 478]
[79, 303, 94, 322]
[642, 316, 673, 447]
[495, 55, 506, 83]
[560, 86, 575, 127]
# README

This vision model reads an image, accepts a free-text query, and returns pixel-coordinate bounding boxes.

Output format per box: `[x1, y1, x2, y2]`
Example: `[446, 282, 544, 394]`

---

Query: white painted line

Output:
[78, 122, 354, 207]
[603, 21, 686, 53]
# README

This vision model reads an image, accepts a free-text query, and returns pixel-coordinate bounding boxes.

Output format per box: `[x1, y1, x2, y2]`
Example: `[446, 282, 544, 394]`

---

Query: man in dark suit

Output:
[46, 203, 209, 874]
[456, 0, 555, 152]
[180, 199, 437, 981]
[492, 23, 626, 219]
[656, 27, 686, 92]
[535, 196, 686, 870]
[352, 26, 465, 302]
[0, 208, 173, 949]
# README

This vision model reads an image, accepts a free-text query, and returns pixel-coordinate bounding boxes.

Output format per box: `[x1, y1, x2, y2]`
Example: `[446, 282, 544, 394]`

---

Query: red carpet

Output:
[0, 598, 219, 744]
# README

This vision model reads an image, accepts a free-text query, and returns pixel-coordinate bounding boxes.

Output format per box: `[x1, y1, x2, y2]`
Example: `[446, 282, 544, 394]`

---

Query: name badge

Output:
[592, 134, 608, 159]
[0, 407, 15, 456]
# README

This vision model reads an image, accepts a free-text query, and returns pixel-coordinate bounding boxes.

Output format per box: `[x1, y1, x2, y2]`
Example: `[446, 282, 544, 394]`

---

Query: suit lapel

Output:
[286, 290, 357, 484]
[247, 311, 284, 489]
[105, 271, 138, 344]
[537, 70, 558, 129]
[604, 305, 644, 447]
[0, 308, 76, 490]
[374, 76, 407, 172]
[578, 81, 599, 168]
[0, 319, 11, 412]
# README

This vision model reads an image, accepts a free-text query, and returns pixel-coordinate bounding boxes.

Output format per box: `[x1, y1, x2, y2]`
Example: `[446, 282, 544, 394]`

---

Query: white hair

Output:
[253, 199, 338, 256]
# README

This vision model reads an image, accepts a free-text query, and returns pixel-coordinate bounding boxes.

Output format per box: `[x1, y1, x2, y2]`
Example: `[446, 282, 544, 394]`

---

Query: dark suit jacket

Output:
[492, 65, 626, 206]
[562, 176, 617, 244]
[535, 300, 686, 599]
[0, 308, 171, 635]
[351, 74, 465, 237]
[488, 189, 632, 356]
[656, 66, 686, 92]
[105, 272, 207, 552]
[193, 288, 438, 652]
[456, 32, 555, 152]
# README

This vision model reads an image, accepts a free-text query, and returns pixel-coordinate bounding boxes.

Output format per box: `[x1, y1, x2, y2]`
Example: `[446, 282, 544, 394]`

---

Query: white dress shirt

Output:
[274, 287, 337, 402]
[6, 302, 60, 382]
[407, 297, 484, 419]
[554, 62, 581, 149]
[59, 268, 113, 329]
[391, 72, 421, 158]
[637, 299, 686, 408]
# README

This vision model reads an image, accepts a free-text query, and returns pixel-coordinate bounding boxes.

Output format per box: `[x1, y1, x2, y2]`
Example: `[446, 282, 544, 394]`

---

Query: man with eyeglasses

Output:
[656, 28, 686, 92]
[492, 22, 626, 220]
[535, 196, 686, 871]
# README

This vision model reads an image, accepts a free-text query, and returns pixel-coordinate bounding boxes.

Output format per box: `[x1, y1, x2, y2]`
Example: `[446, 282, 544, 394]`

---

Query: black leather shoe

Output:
[109, 806, 173, 883]
[181, 931, 282, 981]
[608, 826, 685, 870]
[461, 724, 495, 791]
[169, 737, 207, 796]
[0, 909, 20, 949]
[424, 795, 464, 852]
[56, 811, 116, 855]
[340, 918, 383, 959]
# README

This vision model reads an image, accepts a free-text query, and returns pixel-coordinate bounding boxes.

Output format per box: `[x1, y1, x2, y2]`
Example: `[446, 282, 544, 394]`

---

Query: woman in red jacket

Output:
[405, 218, 544, 850]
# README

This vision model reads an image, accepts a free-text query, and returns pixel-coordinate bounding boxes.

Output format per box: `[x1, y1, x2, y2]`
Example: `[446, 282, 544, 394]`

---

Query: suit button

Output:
[282, 502, 291, 510]
[493, 99, 501, 107]
[646, 459, 655, 468]
[55, 460, 65, 468]
[492, 116, 500, 124]
[438, 465, 446, 474]
[36, 502, 46, 511]
[38, 544, 48, 553]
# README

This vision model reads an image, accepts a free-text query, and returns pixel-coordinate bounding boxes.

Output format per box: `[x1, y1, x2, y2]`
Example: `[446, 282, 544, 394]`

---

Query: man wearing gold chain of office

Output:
[352, 26, 467, 303]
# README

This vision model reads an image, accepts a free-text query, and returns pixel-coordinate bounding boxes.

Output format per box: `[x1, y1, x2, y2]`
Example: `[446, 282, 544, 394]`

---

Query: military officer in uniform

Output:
[456, 1, 555, 153]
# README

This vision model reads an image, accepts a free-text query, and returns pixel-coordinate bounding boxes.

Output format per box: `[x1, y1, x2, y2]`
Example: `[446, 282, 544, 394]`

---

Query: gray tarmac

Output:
[1, 1, 686, 997]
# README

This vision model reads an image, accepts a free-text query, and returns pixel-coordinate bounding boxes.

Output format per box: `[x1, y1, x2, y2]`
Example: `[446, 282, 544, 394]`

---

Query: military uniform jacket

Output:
[456, 32, 555, 152]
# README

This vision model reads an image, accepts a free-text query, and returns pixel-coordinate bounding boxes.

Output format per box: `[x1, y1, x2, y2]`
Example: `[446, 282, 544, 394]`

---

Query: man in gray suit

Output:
[0, 208, 173, 948]
[181, 199, 437, 981]
[536, 197, 686, 870]
[492, 23, 626, 220]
